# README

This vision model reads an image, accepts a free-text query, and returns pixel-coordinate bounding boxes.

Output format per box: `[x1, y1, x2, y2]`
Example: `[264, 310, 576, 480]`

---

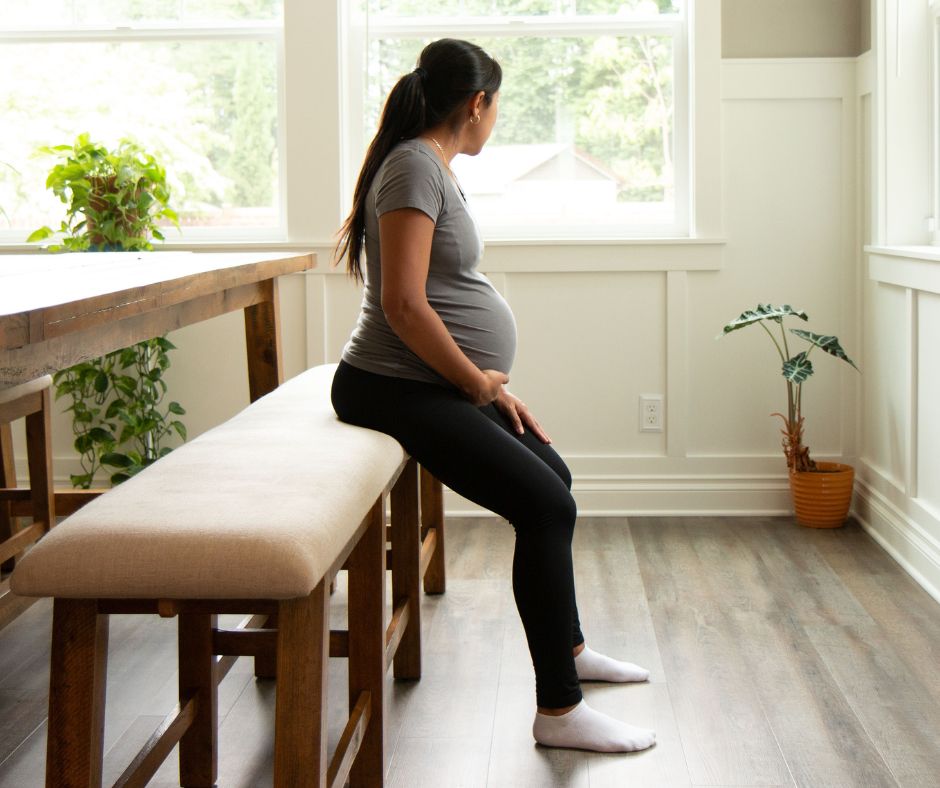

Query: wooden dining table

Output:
[0, 249, 316, 626]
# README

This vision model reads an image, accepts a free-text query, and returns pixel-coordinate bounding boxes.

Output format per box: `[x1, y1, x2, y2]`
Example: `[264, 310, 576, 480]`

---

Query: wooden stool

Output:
[0, 375, 54, 630]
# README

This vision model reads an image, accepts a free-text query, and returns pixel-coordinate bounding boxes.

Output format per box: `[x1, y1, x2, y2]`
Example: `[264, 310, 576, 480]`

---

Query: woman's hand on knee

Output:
[495, 388, 552, 444]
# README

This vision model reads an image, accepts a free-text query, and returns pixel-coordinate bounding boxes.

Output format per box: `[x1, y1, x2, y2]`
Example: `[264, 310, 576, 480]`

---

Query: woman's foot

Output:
[574, 645, 650, 682]
[533, 700, 656, 752]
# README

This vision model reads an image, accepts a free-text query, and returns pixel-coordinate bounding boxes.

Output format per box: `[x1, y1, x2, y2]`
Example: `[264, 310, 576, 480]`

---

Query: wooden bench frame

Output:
[41, 457, 446, 787]
[243, 459, 445, 685]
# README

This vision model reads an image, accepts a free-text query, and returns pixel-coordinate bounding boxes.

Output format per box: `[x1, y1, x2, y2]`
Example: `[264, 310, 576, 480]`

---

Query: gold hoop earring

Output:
[470, 114, 481, 125]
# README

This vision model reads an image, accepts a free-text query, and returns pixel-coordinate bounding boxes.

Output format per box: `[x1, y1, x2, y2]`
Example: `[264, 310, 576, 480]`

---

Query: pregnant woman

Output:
[332, 38, 655, 753]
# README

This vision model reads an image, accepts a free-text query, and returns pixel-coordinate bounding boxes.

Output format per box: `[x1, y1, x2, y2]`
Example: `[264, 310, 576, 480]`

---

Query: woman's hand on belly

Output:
[494, 387, 552, 444]
[467, 369, 509, 407]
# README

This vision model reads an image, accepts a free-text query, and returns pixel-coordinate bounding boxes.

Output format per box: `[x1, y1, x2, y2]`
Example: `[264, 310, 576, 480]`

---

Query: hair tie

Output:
[413, 66, 428, 82]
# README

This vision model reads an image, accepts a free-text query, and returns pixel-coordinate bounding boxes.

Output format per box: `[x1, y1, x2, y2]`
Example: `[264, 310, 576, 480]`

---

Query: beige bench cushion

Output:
[11, 364, 404, 600]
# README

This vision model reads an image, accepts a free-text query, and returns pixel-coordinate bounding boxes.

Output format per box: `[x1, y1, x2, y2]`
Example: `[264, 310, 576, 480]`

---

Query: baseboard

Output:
[444, 472, 793, 517]
[852, 476, 940, 606]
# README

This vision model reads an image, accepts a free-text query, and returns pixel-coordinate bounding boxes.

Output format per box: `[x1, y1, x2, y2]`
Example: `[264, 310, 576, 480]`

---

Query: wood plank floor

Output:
[1, 516, 939, 787]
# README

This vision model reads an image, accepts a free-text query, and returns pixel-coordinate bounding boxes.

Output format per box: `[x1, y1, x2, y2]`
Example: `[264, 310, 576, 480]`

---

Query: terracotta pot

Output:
[788, 461, 854, 528]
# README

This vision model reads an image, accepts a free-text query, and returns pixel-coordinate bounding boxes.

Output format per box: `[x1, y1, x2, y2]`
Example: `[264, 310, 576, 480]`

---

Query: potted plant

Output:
[28, 133, 178, 251]
[718, 304, 859, 527]
[28, 134, 186, 487]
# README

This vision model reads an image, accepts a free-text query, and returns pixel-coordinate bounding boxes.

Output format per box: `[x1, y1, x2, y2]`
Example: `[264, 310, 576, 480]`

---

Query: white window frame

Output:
[0, 18, 288, 245]
[930, 0, 940, 245]
[342, 5, 694, 241]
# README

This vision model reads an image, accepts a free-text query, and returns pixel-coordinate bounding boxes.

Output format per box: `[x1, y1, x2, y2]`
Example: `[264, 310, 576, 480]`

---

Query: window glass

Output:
[2, 1, 72, 26]
[3, 0, 280, 26]
[365, 33, 676, 232]
[0, 39, 279, 236]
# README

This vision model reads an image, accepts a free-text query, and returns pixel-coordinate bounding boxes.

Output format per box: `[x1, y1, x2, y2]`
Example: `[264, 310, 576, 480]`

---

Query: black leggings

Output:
[331, 360, 584, 708]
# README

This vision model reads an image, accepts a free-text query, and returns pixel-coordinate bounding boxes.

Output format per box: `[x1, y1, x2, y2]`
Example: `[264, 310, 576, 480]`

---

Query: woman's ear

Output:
[470, 90, 486, 118]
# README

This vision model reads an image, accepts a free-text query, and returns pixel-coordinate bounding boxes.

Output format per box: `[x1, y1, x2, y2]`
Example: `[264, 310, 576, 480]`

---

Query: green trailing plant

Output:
[29, 134, 186, 487]
[53, 339, 187, 487]
[718, 304, 859, 473]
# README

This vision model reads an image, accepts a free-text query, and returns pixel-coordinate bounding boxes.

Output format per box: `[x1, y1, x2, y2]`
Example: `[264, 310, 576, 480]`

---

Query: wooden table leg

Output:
[244, 278, 283, 403]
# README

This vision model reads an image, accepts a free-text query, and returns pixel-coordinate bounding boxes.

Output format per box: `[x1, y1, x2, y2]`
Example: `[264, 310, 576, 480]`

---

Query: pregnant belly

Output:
[435, 286, 517, 374]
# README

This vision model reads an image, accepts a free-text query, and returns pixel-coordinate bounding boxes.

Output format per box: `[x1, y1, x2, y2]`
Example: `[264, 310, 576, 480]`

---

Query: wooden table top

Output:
[0, 250, 316, 387]
[0, 250, 316, 352]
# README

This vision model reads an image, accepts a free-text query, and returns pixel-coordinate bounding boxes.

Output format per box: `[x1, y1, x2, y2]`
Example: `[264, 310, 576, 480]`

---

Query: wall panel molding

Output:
[854, 462, 940, 605]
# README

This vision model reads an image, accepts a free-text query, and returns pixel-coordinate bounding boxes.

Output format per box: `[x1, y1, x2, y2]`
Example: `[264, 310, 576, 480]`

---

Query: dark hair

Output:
[334, 39, 502, 282]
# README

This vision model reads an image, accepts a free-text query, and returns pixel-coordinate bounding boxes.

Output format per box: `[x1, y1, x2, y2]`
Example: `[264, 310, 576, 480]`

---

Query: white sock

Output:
[575, 646, 650, 683]
[533, 700, 656, 753]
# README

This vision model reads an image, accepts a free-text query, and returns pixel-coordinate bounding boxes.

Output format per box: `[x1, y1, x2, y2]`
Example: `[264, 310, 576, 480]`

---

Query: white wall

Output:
[723, 0, 863, 58]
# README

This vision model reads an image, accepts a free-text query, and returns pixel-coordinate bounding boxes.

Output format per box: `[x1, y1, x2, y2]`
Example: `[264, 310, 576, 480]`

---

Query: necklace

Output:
[427, 136, 466, 200]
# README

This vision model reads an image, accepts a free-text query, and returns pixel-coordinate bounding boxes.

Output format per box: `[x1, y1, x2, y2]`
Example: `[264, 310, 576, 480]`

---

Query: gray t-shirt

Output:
[341, 138, 517, 386]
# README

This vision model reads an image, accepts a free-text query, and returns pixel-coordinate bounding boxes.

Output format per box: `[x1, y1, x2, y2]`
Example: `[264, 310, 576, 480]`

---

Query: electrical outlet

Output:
[639, 395, 664, 432]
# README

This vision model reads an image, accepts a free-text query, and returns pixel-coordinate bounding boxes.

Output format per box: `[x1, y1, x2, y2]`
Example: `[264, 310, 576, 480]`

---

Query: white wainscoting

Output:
[858, 247, 940, 604]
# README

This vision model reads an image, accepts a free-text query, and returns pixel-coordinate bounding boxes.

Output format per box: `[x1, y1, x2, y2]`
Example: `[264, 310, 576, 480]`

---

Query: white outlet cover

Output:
[639, 395, 664, 432]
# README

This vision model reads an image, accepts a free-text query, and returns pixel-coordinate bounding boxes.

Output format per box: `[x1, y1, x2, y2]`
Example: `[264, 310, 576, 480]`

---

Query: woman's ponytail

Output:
[335, 39, 502, 282]
[335, 70, 426, 282]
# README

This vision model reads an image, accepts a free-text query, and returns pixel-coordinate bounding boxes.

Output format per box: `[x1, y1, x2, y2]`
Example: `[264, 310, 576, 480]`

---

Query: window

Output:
[0, 1, 284, 243]
[344, 0, 689, 239]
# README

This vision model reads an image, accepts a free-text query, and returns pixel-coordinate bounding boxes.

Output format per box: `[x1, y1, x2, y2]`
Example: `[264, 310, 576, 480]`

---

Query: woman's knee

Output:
[527, 486, 577, 539]
[557, 461, 572, 491]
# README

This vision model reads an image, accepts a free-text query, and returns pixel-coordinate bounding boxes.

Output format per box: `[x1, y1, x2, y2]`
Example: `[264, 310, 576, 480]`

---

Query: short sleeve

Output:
[374, 145, 445, 223]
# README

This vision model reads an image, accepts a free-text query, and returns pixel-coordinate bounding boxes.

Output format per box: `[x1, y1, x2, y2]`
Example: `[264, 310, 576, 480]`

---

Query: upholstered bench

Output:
[11, 363, 441, 787]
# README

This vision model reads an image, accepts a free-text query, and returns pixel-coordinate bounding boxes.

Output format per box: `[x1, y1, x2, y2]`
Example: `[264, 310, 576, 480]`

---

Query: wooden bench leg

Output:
[179, 612, 217, 787]
[254, 608, 278, 679]
[46, 598, 108, 788]
[391, 459, 420, 681]
[347, 498, 386, 788]
[273, 582, 330, 788]
[420, 466, 446, 595]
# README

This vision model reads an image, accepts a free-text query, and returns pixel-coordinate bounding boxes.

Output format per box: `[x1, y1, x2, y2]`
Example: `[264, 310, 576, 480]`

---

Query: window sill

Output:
[865, 245, 940, 295]
[2, 237, 726, 274]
